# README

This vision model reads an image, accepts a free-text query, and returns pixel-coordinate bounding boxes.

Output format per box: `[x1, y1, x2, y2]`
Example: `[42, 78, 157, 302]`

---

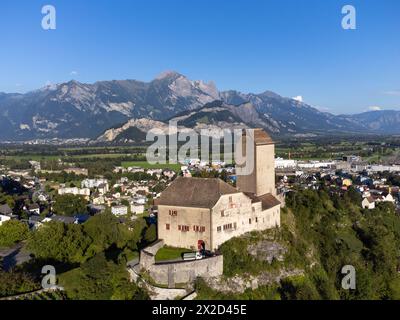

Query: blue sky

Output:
[0, 0, 399, 114]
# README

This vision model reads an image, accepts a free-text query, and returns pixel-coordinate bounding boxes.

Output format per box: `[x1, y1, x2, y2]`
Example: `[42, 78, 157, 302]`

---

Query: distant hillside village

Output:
[275, 156, 400, 212]
[1, 143, 399, 232]
[1, 129, 400, 297]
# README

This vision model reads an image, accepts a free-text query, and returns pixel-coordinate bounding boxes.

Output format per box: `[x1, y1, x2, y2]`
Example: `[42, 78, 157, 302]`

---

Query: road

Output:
[0, 243, 32, 271]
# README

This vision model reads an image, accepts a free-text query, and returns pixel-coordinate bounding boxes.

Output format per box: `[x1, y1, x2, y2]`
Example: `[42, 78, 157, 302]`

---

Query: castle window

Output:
[234, 222, 237, 229]
[179, 225, 189, 232]
[223, 223, 233, 231]
[249, 218, 252, 224]
[221, 210, 225, 217]
[193, 225, 206, 232]
[217, 226, 221, 232]
[166, 224, 170, 230]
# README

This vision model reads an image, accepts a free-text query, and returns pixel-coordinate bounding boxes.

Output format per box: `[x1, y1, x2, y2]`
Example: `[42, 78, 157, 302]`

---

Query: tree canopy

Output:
[52, 194, 88, 216]
[0, 220, 29, 248]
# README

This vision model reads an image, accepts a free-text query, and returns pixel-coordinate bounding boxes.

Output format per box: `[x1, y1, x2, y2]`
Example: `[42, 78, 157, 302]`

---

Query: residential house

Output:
[111, 205, 128, 216]
[163, 170, 176, 179]
[81, 178, 108, 189]
[58, 187, 90, 199]
[130, 203, 145, 215]
[64, 168, 88, 176]
[28, 204, 40, 215]
[0, 214, 11, 226]
[0, 204, 12, 216]
[97, 183, 109, 195]
[376, 192, 395, 204]
[362, 197, 376, 209]
[45, 215, 77, 224]
[29, 215, 45, 229]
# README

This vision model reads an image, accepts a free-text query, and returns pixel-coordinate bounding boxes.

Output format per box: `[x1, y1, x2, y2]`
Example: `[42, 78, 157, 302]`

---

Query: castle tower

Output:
[236, 129, 276, 196]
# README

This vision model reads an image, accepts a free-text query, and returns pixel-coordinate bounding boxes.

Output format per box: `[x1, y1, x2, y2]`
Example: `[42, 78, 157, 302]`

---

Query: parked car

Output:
[182, 252, 203, 261]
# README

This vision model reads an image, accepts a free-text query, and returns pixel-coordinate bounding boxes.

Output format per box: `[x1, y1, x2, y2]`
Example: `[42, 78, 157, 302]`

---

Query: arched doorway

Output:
[198, 240, 205, 253]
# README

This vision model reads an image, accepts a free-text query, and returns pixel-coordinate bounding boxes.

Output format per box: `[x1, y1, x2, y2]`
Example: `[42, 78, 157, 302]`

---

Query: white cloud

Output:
[292, 96, 303, 103]
[383, 90, 400, 96]
[367, 106, 382, 111]
[70, 71, 78, 76]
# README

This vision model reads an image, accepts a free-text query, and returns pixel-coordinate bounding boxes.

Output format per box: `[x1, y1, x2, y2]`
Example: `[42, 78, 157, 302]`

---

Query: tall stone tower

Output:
[236, 129, 276, 197]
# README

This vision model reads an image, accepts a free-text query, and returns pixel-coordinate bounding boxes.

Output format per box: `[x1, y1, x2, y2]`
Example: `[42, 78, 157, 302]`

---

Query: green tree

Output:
[0, 270, 39, 298]
[27, 222, 90, 264]
[59, 252, 148, 300]
[144, 224, 157, 244]
[0, 220, 29, 248]
[53, 194, 88, 216]
[84, 212, 145, 256]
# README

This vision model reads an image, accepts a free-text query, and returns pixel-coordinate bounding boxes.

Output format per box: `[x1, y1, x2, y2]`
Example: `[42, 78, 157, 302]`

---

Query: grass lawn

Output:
[155, 246, 192, 262]
[1, 155, 60, 161]
[121, 161, 181, 172]
[70, 153, 132, 159]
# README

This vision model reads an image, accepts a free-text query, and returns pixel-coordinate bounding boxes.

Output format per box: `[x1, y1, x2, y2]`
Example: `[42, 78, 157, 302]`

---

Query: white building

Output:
[362, 197, 376, 210]
[298, 161, 335, 169]
[92, 195, 105, 205]
[127, 167, 145, 173]
[81, 178, 108, 189]
[58, 187, 90, 197]
[130, 203, 145, 215]
[0, 214, 11, 226]
[369, 165, 400, 173]
[97, 183, 109, 195]
[275, 158, 297, 169]
[376, 193, 395, 204]
[133, 196, 147, 205]
[111, 205, 128, 216]
[163, 170, 176, 179]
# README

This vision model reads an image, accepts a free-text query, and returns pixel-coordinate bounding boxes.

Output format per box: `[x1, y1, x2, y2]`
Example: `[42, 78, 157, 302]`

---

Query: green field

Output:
[1, 153, 134, 160]
[121, 161, 181, 172]
[155, 246, 192, 262]
[0, 155, 60, 161]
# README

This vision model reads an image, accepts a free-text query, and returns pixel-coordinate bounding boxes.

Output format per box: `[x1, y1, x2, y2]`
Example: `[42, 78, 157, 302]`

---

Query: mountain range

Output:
[0, 71, 399, 142]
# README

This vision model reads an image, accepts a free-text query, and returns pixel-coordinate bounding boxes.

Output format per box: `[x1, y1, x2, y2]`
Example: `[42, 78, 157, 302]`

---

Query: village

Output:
[1, 152, 399, 232]
[1, 131, 400, 299]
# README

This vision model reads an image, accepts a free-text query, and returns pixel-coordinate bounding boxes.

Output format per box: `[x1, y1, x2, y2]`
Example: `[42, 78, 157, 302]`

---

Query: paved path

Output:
[0, 243, 32, 271]
[127, 262, 188, 300]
